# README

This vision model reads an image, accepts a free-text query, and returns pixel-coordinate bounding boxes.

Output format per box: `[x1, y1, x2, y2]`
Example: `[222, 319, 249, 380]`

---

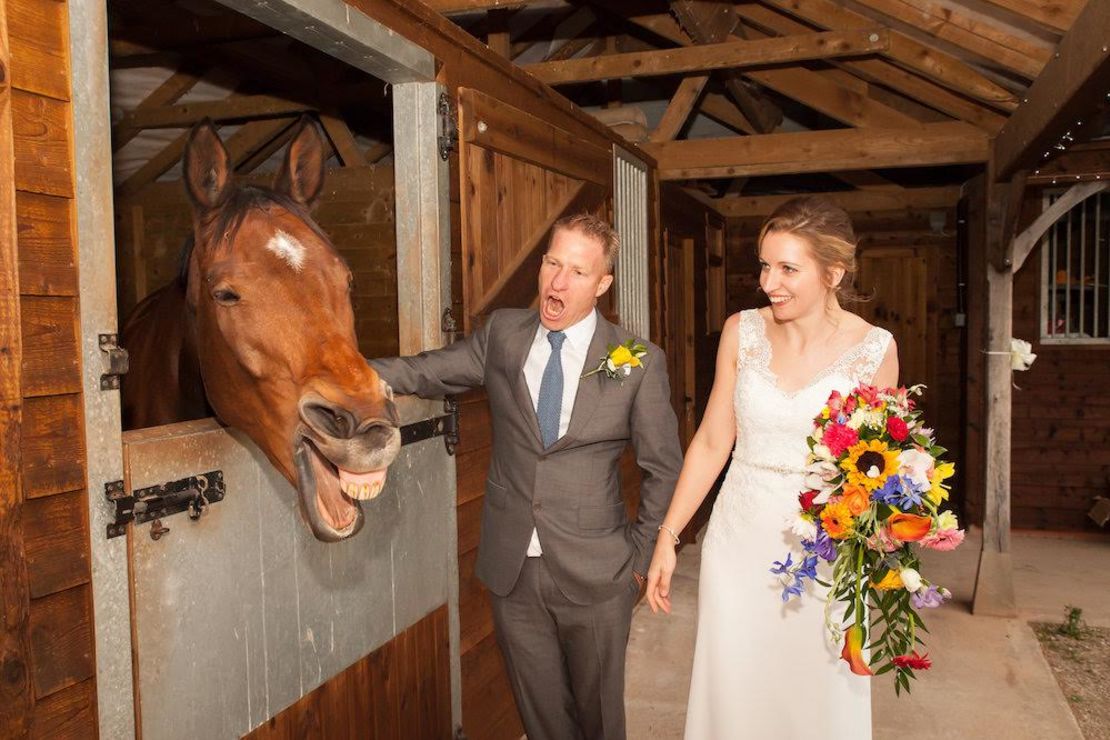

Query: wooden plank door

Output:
[857, 248, 933, 393]
[662, 232, 696, 446]
[454, 87, 614, 740]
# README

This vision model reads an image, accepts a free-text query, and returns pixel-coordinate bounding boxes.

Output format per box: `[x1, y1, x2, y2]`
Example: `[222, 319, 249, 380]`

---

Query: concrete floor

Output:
[626, 527, 1110, 739]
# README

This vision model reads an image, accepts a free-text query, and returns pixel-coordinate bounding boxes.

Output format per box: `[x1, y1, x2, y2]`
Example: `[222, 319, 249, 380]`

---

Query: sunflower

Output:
[841, 439, 900, 491]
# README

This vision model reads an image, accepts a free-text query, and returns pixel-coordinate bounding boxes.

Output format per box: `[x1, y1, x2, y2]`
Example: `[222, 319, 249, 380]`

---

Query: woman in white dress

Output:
[646, 196, 899, 739]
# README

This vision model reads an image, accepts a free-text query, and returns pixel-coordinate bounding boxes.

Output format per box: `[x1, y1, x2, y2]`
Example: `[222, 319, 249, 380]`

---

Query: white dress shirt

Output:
[522, 309, 597, 556]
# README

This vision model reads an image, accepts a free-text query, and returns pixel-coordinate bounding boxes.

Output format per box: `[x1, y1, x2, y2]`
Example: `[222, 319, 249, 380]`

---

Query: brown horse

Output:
[121, 117, 400, 542]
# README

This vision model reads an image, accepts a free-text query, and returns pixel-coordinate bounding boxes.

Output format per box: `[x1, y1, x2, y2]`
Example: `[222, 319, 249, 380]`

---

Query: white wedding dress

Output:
[684, 309, 892, 739]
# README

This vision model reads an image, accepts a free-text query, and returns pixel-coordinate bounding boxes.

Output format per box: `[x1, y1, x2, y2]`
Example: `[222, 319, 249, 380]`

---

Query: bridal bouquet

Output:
[770, 384, 963, 695]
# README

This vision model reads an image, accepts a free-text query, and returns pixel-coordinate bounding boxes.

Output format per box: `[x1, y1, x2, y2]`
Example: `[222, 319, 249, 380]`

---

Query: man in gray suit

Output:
[370, 214, 682, 740]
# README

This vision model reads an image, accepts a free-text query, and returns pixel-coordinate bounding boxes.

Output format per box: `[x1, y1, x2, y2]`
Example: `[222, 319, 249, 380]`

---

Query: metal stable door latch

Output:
[105, 470, 225, 539]
[399, 397, 460, 455]
[99, 333, 130, 390]
[438, 92, 458, 161]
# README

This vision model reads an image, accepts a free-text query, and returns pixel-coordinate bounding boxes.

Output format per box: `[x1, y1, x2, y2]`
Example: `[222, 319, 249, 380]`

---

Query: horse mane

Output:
[177, 184, 334, 287]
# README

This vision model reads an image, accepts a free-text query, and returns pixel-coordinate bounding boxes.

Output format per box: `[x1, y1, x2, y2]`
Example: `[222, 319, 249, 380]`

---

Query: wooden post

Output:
[971, 171, 1020, 616]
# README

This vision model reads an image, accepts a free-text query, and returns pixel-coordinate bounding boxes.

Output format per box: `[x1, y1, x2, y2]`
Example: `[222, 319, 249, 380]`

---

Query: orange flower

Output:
[841, 624, 873, 676]
[842, 485, 870, 516]
[820, 502, 855, 540]
[887, 512, 932, 542]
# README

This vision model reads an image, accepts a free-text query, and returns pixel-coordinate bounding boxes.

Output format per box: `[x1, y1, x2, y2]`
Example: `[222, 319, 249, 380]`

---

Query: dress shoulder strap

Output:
[841, 326, 893, 385]
[736, 309, 766, 369]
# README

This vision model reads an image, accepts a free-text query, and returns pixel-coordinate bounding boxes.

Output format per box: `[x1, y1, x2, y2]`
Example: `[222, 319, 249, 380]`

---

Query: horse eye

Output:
[212, 287, 241, 306]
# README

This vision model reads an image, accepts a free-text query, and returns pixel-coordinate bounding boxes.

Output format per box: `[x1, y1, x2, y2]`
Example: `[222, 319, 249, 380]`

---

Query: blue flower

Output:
[874, 475, 924, 510]
[804, 529, 837, 562]
[770, 553, 793, 574]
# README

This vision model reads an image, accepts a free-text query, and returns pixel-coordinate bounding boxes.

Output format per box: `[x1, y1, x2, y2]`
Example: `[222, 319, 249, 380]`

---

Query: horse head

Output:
[180, 117, 400, 542]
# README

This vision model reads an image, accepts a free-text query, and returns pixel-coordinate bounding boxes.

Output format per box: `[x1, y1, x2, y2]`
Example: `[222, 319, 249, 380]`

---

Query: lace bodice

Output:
[706, 310, 893, 543]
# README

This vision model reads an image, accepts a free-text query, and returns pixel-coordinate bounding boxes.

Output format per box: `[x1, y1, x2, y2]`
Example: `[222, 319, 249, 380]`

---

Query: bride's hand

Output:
[646, 538, 677, 615]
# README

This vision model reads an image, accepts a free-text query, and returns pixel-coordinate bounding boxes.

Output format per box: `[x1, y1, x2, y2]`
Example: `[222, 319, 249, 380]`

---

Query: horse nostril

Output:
[361, 421, 396, 448]
[303, 402, 357, 439]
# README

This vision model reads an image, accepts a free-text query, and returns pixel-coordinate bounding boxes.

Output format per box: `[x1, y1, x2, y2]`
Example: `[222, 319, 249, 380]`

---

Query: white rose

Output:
[937, 510, 959, 531]
[812, 444, 834, 462]
[1011, 337, 1037, 371]
[900, 568, 923, 592]
[804, 459, 839, 493]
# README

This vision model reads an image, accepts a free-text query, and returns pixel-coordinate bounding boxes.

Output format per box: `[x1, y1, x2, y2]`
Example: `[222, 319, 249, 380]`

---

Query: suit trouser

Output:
[489, 557, 639, 740]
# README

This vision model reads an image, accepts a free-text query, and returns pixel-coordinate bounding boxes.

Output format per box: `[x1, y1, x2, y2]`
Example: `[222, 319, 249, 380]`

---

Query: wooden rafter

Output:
[668, 0, 782, 133]
[486, 8, 513, 57]
[710, 186, 962, 217]
[760, 0, 1018, 109]
[644, 121, 988, 179]
[850, 0, 1052, 79]
[423, 0, 535, 12]
[117, 93, 314, 131]
[698, 92, 757, 135]
[736, 4, 1008, 131]
[112, 68, 207, 152]
[975, 0, 1083, 33]
[993, 0, 1110, 181]
[650, 74, 710, 142]
[319, 113, 367, 167]
[524, 29, 891, 84]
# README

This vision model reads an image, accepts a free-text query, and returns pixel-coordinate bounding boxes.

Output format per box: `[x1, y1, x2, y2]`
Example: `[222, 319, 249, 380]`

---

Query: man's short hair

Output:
[551, 213, 620, 273]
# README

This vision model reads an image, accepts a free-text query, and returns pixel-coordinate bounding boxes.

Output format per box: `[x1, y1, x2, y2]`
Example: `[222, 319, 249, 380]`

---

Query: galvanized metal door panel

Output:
[123, 397, 452, 738]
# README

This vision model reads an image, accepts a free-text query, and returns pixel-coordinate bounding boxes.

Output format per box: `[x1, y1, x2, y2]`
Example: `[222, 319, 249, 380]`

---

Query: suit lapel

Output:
[547, 313, 613, 454]
[506, 312, 544, 447]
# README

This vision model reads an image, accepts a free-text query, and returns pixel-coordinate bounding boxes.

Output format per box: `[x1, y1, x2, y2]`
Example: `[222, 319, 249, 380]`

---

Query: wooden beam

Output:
[422, 0, 533, 12]
[115, 131, 191, 199]
[698, 93, 757, 135]
[650, 75, 709, 142]
[225, 117, 302, 169]
[1012, 181, 1109, 271]
[486, 8, 512, 57]
[117, 93, 314, 131]
[319, 113, 367, 167]
[645, 122, 989, 179]
[525, 29, 890, 84]
[851, 0, 1052, 79]
[965, 0, 1082, 34]
[760, 0, 1018, 108]
[668, 0, 782, 133]
[736, 4, 1008, 131]
[112, 68, 207, 152]
[992, 0, 1110, 181]
[710, 186, 962, 217]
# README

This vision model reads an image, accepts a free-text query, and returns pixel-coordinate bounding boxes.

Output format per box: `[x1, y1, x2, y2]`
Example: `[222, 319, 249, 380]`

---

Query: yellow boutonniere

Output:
[583, 339, 647, 380]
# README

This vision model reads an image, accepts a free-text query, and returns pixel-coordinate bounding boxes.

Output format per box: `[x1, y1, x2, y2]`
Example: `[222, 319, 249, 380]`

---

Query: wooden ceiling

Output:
[426, 0, 1107, 212]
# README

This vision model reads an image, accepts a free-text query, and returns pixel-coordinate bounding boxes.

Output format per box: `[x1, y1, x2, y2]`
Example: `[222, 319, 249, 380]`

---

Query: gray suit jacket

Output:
[370, 308, 682, 605]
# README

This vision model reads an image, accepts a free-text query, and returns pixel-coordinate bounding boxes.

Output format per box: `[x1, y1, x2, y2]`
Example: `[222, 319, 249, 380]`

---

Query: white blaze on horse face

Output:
[265, 230, 306, 272]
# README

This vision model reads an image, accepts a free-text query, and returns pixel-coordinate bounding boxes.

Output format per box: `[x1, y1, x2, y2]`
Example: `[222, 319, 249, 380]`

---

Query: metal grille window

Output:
[613, 146, 650, 339]
[1041, 189, 1110, 343]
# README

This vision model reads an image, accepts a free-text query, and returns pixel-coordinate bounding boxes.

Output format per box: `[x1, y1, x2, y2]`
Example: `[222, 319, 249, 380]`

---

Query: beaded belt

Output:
[732, 456, 807, 477]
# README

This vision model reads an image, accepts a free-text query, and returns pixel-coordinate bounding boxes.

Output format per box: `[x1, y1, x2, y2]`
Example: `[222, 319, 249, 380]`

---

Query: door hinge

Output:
[399, 397, 459, 455]
[438, 92, 457, 161]
[99, 333, 130, 391]
[441, 307, 458, 343]
[105, 470, 225, 539]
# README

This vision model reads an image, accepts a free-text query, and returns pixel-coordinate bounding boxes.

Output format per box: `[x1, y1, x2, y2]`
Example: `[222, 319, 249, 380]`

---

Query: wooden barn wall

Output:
[1007, 187, 1110, 533]
[115, 165, 400, 361]
[245, 605, 451, 740]
[725, 210, 968, 518]
[1, 0, 99, 734]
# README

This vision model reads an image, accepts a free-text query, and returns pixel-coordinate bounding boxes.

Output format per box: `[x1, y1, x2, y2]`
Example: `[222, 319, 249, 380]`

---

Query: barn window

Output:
[1040, 189, 1110, 343]
[613, 146, 649, 338]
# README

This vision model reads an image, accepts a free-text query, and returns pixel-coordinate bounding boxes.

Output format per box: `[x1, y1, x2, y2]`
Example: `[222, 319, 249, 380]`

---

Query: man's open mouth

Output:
[293, 437, 388, 542]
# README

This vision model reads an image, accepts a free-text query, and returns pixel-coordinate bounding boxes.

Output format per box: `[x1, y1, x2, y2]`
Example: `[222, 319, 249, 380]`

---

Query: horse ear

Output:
[183, 120, 232, 210]
[275, 116, 326, 207]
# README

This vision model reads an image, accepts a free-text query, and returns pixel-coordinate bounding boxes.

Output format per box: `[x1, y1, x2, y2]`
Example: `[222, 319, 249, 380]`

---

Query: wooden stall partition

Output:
[1, 0, 99, 734]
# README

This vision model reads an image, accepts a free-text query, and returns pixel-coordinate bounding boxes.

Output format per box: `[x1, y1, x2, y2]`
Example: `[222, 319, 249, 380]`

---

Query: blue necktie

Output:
[536, 331, 566, 448]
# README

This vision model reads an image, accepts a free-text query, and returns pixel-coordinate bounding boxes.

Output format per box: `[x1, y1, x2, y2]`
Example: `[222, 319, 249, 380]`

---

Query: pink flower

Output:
[892, 652, 931, 670]
[826, 390, 845, 414]
[920, 528, 965, 551]
[858, 384, 881, 407]
[822, 424, 860, 457]
[866, 527, 901, 553]
[886, 416, 910, 442]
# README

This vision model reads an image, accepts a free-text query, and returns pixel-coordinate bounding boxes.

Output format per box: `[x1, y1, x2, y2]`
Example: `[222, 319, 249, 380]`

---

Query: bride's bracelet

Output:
[658, 524, 681, 547]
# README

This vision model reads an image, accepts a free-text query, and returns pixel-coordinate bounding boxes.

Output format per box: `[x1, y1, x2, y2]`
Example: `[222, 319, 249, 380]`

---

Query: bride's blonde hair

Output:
[758, 195, 867, 303]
